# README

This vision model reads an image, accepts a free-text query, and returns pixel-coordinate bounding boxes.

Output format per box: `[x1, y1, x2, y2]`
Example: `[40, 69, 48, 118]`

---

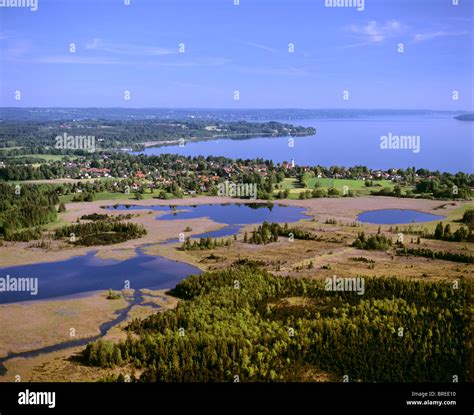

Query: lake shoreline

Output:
[0, 287, 178, 380]
[0, 196, 471, 382]
[0, 195, 468, 268]
[135, 117, 474, 173]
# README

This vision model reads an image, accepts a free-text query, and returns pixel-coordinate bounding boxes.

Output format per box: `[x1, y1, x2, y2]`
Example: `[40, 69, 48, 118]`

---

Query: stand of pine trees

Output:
[247, 222, 316, 245]
[399, 247, 474, 264]
[83, 264, 471, 382]
[0, 183, 58, 240]
[431, 222, 473, 242]
[352, 232, 392, 250]
[55, 221, 146, 246]
[180, 236, 232, 251]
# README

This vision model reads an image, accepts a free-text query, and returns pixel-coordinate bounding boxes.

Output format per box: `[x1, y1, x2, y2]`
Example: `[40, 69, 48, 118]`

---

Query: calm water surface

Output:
[357, 209, 445, 225]
[135, 117, 473, 173]
[0, 247, 201, 304]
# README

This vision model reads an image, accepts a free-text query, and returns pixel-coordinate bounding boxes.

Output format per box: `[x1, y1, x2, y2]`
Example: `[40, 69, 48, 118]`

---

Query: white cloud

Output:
[413, 30, 470, 42]
[27, 55, 120, 65]
[149, 57, 231, 67]
[85, 38, 176, 56]
[244, 41, 278, 54]
[349, 20, 404, 43]
[2, 39, 32, 58]
[15, 55, 230, 67]
[232, 65, 309, 77]
[346, 20, 470, 47]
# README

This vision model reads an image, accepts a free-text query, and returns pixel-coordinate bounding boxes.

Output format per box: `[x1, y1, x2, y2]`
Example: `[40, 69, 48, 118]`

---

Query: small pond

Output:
[357, 209, 445, 225]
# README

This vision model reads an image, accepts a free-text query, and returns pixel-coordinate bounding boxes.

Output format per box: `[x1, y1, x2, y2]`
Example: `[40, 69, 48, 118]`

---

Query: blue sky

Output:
[0, 0, 472, 109]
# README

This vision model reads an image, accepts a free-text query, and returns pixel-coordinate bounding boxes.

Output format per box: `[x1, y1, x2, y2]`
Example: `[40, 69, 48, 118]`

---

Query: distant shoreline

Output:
[454, 113, 474, 121]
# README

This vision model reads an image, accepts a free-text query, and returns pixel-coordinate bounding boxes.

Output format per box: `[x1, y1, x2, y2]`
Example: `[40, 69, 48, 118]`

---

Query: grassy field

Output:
[279, 178, 299, 189]
[0, 288, 177, 382]
[59, 190, 202, 203]
[161, 214, 473, 284]
[0, 291, 128, 359]
[306, 177, 395, 190]
[12, 154, 76, 162]
[59, 191, 154, 203]
[277, 177, 403, 198]
[442, 203, 474, 219]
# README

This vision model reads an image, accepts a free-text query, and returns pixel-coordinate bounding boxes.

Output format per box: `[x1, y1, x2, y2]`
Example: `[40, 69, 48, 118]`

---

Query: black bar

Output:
[0, 382, 472, 411]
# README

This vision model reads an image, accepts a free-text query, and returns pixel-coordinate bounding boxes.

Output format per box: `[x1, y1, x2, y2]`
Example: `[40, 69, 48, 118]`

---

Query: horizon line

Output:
[0, 106, 471, 113]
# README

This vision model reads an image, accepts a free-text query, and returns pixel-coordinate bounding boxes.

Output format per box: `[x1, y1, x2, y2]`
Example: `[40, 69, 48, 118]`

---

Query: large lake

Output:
[0, 248, 201, 304]
[135, 116, 473, 173]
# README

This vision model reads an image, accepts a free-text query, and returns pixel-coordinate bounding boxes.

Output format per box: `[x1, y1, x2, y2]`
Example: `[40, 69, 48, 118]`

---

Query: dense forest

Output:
[0, 119, 315, 151]
[82, 263, 471, 382]
[54, 221, 146, 246]
[0, 183, 58, 238]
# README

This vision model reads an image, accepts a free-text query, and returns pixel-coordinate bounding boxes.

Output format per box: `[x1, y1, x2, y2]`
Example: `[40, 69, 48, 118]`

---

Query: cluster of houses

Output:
[79, 167, 111, 178]
[2, 155, 433, 188]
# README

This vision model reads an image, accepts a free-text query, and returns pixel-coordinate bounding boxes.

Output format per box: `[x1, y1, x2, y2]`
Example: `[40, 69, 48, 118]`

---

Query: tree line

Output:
[55, 221, 146, 246]
[180, 236, 232, 251]
[245, 222, 316, 245]
[431, 222, 473, 242]
[399, 247, 474, 264]
[82, 263, 470, 382]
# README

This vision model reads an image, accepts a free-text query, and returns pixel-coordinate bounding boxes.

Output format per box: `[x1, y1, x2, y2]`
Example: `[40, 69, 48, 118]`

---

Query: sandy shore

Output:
[0, 291, 128, 359]
[279, 196, 467, 223]
[0, 196, 243, 267]
[0, 195, 470, 268]
[0, 288, 177, 381]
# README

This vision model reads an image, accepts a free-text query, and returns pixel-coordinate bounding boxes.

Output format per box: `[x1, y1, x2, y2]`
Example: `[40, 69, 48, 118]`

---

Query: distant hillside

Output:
[454, 114, 474, 121]
[0, 107, 462, 122]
